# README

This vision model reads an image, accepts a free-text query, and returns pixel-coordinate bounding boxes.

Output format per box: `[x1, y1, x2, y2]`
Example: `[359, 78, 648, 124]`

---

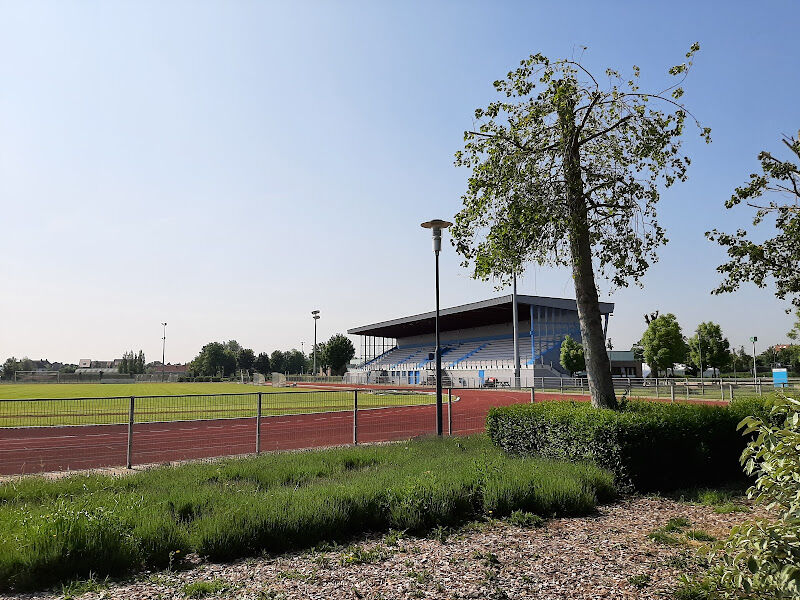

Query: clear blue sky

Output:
[1, 1, 798, 364]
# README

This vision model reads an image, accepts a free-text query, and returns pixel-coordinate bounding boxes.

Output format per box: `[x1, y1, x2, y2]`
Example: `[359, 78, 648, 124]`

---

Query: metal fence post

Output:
[126, 396, 135, 469]
[256, 392, 262, 454]
[685, 382, 689, 401]
[655, 380, 660, 399]
[670, 383, 675, 403]
[719, 379, 723, 400]
[560, 378, 563, 395]
[448, 388, 452, 436]
[353, 389, 358, 445]
[530, 385, 535, 404]
[729, 384, 734, 401]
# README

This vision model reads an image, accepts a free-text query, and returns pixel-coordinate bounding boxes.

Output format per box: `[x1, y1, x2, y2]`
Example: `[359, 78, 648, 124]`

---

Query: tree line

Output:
[118, 350, 146, 374]
[188, 334, 356, 378]
[560, 310, 800, 377]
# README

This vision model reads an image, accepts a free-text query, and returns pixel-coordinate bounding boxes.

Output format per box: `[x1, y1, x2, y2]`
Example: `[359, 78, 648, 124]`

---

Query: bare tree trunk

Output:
[561, 103, 618, 410]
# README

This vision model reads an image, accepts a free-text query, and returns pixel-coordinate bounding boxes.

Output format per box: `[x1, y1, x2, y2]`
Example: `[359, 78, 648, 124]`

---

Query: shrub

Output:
[486, 397, 772, 491]
[701, 394, 800, 598]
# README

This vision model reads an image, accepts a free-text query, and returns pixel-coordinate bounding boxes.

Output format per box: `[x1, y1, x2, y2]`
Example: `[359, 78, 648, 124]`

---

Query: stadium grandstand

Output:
[346, 295, 614, 386]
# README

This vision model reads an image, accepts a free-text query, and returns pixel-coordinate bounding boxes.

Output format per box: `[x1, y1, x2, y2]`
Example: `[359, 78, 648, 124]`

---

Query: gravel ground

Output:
[3, 496, 764, 600]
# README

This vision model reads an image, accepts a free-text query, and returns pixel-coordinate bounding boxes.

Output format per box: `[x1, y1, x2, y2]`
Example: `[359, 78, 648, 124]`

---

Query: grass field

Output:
[0, 383, 435, 428]
[0, 435, 616, 591]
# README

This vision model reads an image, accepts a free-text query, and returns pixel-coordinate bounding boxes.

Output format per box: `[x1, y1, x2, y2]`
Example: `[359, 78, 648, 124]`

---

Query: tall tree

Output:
[687, 321, 730, 377]
[270, 350, 287, 374]
[237, 348, 256, 374]
[253, 352, 271, 375]
[787, 308, 800, 341]
[708, 131, 800, 308]
[641, 313, 687, 377]
[323, 334, 355, 376]
[452, 45, 709, 408]
[285, 349, 306, 374]
[190, 342, 237, 377]
[559, 334, 585, 376]
[1, 357, 19, 380]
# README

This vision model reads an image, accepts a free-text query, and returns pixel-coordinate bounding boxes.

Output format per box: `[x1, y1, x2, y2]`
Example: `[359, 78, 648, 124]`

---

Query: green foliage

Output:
[453, 45, 709, 287]
[269, 349, 287, 374]
[253, 352, 271, 375]
[322, 334, 355, 375]
[0, 436, 614, 591]
[507, 510, 545, 528]
[641, 313, 687, 376]
[486, 397, 772, 491]
[182, 579, 231, 598]
[701, 394, 800, 598]
[559, 335, 585, 375]
[628, 574, 652, 588]
[236, 348, 256, 374]
[1, 357, 19, 379]
[61, 574, 109, 600]
[687, 530, 716, 542]
[788, 308, 800, 341]
[284, 349, 307, 374]
[119, 350, 146, 375]
[664, 517, 692, 532]
[190, 342, 237, 377]
[687, 322, 730, 375]
[708, 131, 800, 309]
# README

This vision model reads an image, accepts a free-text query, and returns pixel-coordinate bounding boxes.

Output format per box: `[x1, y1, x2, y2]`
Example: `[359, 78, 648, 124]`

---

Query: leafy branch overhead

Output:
[707, 132, 800, 308]
[453, 43, 711, 288]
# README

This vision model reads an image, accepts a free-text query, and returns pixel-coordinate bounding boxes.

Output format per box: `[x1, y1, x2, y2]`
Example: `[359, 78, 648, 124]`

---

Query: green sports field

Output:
[0, 383, 434, 428]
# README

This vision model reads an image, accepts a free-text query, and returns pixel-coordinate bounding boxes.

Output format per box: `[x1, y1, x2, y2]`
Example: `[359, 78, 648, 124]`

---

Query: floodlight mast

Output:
[312, 311, 320, 376]
[421, 219, 453, 436]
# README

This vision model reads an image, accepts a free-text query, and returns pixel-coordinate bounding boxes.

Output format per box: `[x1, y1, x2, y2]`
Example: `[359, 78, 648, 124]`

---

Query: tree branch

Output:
[578, 115, 633, 146]
[468, 131, 561, 154]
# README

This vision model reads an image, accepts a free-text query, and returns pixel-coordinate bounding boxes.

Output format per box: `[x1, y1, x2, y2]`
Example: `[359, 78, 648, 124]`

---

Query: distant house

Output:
[608, 350, 642, 378]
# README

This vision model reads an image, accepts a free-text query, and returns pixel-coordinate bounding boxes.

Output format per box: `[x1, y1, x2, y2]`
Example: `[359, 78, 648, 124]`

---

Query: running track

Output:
[0, 387, 727, 476]
[0, 388, 557, 475]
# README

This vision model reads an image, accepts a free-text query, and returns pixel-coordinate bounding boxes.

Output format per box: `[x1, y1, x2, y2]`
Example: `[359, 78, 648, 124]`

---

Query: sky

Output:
[1, 0, 798, 364]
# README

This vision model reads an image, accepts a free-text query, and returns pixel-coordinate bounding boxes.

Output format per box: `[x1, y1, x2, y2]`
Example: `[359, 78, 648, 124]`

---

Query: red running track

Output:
[0, 389, 550, 476]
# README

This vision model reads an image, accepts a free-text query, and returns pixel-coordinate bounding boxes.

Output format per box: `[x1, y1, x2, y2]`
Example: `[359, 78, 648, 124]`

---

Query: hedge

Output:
[486, 397, 772, 492]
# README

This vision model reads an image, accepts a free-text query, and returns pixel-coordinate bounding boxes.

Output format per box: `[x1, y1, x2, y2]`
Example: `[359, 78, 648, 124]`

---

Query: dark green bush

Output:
[486, 397, 772, 491]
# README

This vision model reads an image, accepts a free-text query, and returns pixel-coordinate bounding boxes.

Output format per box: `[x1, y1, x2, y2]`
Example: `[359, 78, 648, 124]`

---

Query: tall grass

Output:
[0, 435, 614, 590]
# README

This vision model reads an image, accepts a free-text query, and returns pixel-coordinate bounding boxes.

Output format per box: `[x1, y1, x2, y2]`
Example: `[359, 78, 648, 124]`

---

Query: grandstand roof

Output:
[348, 295, 614, 339]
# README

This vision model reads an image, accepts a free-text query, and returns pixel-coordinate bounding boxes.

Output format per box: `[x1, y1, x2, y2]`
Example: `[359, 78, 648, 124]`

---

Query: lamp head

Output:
[421, 219, 453, 253]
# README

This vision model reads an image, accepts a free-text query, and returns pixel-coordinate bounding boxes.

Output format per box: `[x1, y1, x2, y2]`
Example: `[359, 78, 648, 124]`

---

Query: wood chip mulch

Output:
[4, 496, 767, 600]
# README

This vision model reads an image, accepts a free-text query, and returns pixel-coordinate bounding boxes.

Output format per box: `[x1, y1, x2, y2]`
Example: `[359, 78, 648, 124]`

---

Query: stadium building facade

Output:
[347, 295, 614, 386]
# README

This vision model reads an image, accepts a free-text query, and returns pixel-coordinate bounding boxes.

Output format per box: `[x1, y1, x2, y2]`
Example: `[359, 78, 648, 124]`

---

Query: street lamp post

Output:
[421, 219, 452, 436]
[750, 336, 758, 384]
[161, 322, 167, 382]
[512, 274, 520, 388]
[301, 341, 305, 375]
[312, 311, 320, 375]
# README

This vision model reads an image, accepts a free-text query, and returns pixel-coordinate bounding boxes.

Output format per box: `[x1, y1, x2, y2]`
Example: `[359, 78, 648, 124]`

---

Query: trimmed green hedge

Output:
[486, 398, 772, 492]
